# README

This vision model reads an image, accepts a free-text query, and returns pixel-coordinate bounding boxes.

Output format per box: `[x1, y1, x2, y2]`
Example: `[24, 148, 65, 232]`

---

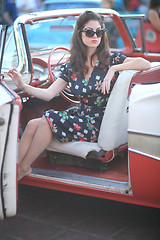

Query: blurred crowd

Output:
[102, 0, 153, 19]
[102, 0, 160, 33]
[0, 0, 44, 25]
[0, 0, 159, 36]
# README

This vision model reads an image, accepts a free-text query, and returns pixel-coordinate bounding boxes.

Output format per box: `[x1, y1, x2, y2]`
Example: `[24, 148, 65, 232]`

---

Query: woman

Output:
[101, 0, 115, 9]
[148, 0, 160, 32]
[8, 10, 151, 180]
[143, 0, 160, 52]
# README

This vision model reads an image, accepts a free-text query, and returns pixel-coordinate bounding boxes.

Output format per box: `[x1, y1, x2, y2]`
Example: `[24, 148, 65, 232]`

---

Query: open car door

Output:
[0, 26, 21, 220]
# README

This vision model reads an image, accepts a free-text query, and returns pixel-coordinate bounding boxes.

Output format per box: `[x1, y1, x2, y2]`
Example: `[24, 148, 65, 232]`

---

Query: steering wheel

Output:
[48, 46, 79, 104]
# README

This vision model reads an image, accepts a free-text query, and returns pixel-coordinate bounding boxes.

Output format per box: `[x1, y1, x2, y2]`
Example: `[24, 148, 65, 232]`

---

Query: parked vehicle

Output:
[0, 8, 160, 220]
[41, 0, 101, 11]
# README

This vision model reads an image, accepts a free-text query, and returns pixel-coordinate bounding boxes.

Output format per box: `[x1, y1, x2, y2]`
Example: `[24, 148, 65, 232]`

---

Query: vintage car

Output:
[0, 8, 160, 220]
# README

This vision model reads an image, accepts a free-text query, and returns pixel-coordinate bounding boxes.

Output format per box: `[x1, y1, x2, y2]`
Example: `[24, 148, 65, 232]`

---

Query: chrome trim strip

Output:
[128, 129, 160, 137]
[129, 148, 160, 161]
[30, 168, 130, 194]
[128, 131, 160, 159]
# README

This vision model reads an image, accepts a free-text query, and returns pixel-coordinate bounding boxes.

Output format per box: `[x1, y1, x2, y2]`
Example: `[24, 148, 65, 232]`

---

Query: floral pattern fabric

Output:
[44, 52, 126, 143]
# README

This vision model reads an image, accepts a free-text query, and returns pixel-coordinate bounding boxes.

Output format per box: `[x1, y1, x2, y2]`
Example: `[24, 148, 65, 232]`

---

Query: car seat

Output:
[47, 69, 139, 163]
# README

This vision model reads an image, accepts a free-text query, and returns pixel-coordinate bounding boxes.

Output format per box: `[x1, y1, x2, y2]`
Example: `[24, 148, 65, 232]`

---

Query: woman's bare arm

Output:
[102, 57, 152, 94]
[8, 68, 68, 101]
[148, 9, 160, 32]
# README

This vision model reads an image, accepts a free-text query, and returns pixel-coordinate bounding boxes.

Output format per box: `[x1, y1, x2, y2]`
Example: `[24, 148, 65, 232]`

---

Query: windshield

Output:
[26, 17, 74, 52]
[26, 15, 124, 56]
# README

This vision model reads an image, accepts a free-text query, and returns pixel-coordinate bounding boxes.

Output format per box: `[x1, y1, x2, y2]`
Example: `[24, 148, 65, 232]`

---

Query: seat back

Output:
[98, 70, 138, 151]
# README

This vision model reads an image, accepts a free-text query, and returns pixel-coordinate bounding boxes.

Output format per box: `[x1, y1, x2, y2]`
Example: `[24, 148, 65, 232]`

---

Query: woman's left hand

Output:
[7, 68, 25, 89]
[102, 66, 115, 94]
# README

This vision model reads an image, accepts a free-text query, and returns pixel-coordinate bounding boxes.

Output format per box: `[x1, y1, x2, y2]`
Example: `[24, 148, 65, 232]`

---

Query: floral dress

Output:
[43, 52, 126, 143]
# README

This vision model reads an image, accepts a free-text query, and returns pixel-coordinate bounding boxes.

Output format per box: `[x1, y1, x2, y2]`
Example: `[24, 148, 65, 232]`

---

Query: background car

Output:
[41, 0, 101, 11]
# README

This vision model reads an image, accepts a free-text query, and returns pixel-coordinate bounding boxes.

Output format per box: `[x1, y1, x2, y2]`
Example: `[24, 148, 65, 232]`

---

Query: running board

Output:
[30, 168, 129, 194]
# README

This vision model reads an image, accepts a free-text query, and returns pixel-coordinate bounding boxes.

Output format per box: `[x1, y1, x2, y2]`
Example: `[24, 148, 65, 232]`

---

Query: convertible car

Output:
[0, 8, 160, 220]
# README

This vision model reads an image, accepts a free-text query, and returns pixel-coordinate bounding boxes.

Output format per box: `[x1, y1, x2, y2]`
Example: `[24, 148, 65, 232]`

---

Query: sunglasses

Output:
[81, 28, 105, 38]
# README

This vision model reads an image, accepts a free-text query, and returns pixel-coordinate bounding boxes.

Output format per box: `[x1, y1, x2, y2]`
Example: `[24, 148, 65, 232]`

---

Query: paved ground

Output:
[0, 184, 160, 240]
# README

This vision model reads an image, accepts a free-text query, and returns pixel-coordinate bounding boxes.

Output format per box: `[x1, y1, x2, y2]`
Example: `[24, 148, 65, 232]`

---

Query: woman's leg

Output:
[18, 116, 52, 180]
[18, 118, 40, 164]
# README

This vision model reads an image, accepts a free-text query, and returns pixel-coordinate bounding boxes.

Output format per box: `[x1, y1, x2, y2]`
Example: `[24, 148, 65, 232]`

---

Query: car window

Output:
[126, 19, 140, 40]
[124, 18, 140, 44]
[104, 16, 124, 49]
[0, 26, 10, 76]
[122, 17, 146, 51]
[2, 30, 19, 72]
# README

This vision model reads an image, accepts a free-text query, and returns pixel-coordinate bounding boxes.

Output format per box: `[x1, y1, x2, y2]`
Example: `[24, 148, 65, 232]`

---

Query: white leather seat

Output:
[47, 69, 138, 158]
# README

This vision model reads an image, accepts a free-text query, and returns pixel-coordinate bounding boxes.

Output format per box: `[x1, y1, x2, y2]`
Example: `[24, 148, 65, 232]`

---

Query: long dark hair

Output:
[70, 11, 110, 75]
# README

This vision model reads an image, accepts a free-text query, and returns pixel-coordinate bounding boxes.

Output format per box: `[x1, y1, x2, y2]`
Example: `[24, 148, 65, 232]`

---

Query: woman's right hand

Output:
[7, 68, 25, 89]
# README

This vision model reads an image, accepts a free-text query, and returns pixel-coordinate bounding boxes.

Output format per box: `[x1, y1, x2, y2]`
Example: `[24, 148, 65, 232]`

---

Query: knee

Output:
[39, 116, 50, 130]
[25, 117, 51, 137]
[25, 118, 39, 135]
[38, 116, 52, 138]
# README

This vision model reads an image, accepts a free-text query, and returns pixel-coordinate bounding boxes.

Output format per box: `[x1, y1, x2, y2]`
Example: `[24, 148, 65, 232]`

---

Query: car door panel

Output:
[0, 85, 21, 220]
